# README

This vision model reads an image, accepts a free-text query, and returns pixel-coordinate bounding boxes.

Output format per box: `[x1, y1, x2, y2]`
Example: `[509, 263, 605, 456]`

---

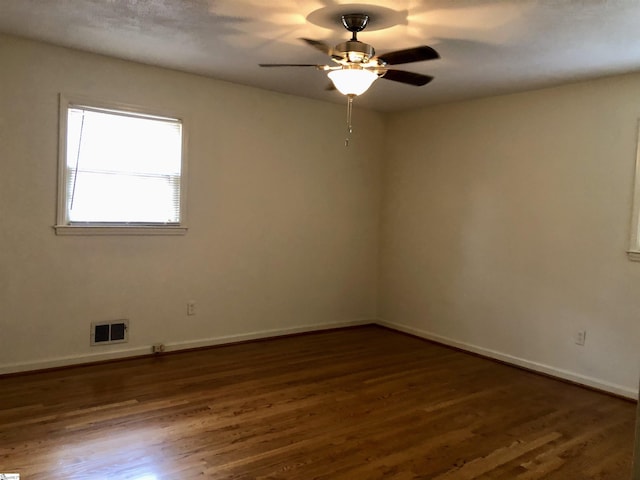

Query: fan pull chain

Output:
[345, 94, 355, 147]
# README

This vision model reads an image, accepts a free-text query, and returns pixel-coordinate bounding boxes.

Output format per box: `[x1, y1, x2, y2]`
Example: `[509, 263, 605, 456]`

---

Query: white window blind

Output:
[62, 104, 183, 226]
[66, 106, 182, 224]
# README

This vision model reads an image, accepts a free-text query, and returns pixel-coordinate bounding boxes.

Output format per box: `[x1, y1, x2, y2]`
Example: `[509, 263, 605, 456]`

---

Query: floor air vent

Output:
[91, 320, 129, 345]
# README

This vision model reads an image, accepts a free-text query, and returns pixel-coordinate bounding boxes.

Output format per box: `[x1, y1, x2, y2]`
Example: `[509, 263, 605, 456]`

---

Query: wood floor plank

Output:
[0, 325, 635, 479]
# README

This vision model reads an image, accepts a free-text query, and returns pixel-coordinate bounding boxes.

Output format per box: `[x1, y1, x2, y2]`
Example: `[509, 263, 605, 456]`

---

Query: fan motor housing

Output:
[334, 40, 375, 64]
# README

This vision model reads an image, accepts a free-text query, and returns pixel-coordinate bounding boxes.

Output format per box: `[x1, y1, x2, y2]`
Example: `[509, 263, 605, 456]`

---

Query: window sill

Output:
[627, 250, 640, 262]
[54, 225, 188, 236]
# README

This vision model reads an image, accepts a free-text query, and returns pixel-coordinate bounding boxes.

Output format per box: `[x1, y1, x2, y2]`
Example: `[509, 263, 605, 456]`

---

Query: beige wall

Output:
[0, 34, 384, 372]
[1, 33, 639, 398]
[381, 74, 640, 397]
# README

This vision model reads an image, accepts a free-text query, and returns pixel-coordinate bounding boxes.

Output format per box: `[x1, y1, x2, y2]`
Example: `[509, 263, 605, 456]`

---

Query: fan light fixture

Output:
[327, 67, 379, 146]
[327, 68, 378, 96]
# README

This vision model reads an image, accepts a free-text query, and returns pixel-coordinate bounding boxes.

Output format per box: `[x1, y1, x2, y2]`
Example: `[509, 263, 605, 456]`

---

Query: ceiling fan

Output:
[259, 13, 439, 145]
[259, 13, 439, 96]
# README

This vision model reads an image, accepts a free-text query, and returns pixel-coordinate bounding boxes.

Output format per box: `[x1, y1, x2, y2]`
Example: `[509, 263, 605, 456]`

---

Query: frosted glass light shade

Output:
[327, 68, 378, 96]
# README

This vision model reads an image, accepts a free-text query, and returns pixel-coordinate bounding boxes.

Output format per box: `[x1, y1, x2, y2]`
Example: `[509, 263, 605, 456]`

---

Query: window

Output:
[55, 95, 187, 235]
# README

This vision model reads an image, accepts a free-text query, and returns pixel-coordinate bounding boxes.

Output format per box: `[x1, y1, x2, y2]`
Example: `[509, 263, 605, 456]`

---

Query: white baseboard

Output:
[163, 319, 372, 352]
[0, 319, 373, 375]
[0, 345, 153, 375]
[376, 320, 638, 400]
[4, 318, 636, 400]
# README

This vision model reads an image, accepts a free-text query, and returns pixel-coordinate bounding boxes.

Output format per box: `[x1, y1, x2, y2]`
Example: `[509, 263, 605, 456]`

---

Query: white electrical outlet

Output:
[187, 301, 196, 316]
[575, 330, 587, 346]
[152, 343, 165, 353]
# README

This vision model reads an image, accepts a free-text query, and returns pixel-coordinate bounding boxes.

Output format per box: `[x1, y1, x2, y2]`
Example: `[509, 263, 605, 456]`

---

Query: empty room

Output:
[1, 1, 639, 479]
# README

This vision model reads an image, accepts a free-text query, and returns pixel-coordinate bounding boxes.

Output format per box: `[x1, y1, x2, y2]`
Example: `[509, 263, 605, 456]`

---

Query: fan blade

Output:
[259, 63, 324, 67]
[382, 69, 434, 86]
[378, 46, 439, 65]
[300, 38, 333, 56]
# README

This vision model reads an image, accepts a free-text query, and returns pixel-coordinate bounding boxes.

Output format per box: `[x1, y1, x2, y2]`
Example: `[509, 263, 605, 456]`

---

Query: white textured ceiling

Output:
[1, 0, 640, 112]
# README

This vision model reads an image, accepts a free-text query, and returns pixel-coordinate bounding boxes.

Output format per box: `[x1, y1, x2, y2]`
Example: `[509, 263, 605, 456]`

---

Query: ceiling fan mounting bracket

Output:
[341, 13, 370, 40]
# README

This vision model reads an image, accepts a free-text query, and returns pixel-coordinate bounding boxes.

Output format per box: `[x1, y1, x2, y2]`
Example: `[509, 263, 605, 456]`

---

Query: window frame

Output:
[54, 94, 188, 236]
[628, 121, 640, 260]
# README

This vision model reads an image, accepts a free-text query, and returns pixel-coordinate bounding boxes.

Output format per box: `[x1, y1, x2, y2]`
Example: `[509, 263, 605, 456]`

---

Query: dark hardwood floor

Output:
[0, 325, 635, 479]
